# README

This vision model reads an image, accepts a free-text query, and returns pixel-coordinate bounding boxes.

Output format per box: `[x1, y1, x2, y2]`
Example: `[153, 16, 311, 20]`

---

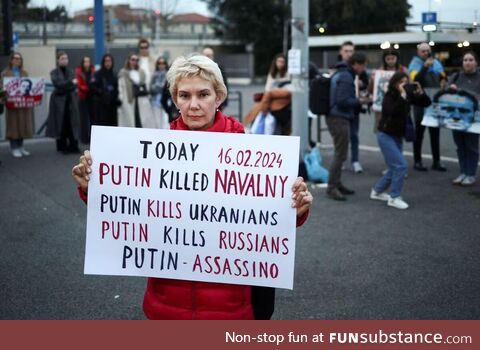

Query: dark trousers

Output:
[326, 117, 350, 189]
[413, 105, 440, 164]
[452, 130, 479, 176]
[57, 100, 79, 152]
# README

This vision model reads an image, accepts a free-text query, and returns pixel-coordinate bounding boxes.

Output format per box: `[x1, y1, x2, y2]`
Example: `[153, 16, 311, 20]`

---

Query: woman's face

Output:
[58, 54, 69, 67]
[129, 55, 139, 70]
[83, 57, 91, 70]
[175, 76, 222, 131]
[397, 77, 408, 90]
[11, 54, 22, 68]
[462, 54, 478, 73]
[384, 54, 398, 68]
[104, 56, 113, 70]
[276, 57, 286, 70]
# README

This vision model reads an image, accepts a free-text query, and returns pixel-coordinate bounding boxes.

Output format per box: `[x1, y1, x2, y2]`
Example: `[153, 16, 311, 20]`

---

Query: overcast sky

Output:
[35, 0, 480, 24]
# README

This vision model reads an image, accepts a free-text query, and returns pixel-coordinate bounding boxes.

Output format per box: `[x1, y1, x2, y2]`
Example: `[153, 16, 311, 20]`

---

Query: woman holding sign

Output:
[448, 51, 480, 186]
[72, 54, 312, 320]
[0, 52, 34, 158]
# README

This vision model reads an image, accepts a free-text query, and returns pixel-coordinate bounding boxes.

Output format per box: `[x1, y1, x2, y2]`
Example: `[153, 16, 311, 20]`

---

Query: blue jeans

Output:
[452, 130, 479, 176]
[374, 132, 407, 199]
[350, 114, 359, 163]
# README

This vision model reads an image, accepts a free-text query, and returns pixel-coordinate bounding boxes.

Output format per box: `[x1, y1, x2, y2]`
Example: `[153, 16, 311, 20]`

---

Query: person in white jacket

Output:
[117, 53, 155, 128]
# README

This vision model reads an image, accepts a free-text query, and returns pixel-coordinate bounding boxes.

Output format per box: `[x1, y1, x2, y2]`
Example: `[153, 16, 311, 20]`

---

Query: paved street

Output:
[0, 84, 479, 320]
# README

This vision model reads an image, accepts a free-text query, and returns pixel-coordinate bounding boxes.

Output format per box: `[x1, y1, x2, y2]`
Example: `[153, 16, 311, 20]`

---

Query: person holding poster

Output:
[370, 72, 430, 209]
[448, 51, 480, 186]
[72, 54, 312, 320]
[0, 52, 34, 158]
[370, 49, 407, 132]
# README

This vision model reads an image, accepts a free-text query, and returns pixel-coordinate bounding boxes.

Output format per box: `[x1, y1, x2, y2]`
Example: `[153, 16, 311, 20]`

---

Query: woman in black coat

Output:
[90, 54, 119, 127]
[46, 51, 81, 153]
[370, 71, 430, 210]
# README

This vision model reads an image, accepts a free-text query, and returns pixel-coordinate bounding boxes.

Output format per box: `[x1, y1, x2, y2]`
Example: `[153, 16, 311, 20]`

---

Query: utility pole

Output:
[94, 0, 105, 66]
[290, 0, 309, 156]
[2, 0, 13, 55]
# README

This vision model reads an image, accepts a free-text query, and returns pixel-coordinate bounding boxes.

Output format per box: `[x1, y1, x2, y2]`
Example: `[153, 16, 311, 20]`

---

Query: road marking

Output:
[318, 143, 479, 165]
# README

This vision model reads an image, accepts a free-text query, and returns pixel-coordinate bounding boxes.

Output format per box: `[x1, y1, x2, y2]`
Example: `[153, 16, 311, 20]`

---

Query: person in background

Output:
[72, 54, 312, 320]
[90, 53, 119, 127]
[337, 41, 368, 174]
[448, 51, 480, 186]
[265, 53, 290, 91]
[370, 49, 407, 132]
[117, 53, 155, 128]
[370, 72, 431, 210]
[137, 38, 156, 91]
[408, 42, 447, 171]
[75, 56, 95, 144]
[0, 52, 34, 158]
[150, 57, 170, 129]
[202, 47, 229, 110]
[46, 51, 81, 154]
[326, 52, 371, 201]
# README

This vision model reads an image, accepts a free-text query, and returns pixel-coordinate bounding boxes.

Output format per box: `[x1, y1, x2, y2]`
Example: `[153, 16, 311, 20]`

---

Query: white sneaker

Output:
[21, 148, 30, 156]
[370, 189, 390, 202]
[11, 148, 22, 158]
[460, 176, 476, 186]
[452, 174, 466, 185]
[387, 196, 409, 210]
[352, 162, 363, 173]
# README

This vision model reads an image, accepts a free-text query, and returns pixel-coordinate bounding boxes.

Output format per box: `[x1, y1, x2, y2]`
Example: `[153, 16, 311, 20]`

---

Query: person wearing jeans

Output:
[370, 71, 430, 209]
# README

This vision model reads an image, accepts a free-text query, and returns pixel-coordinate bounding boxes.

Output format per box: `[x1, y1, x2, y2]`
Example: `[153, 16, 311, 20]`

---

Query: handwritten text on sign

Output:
[85, 126, 300, 289]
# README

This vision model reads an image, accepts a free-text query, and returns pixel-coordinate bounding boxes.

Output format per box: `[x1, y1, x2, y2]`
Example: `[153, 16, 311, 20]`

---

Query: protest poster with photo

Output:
[84, 126, 300, 289]
[372, 70, 395, 112]
[422, 90, 480, 134]
[3, 77, 45, 109]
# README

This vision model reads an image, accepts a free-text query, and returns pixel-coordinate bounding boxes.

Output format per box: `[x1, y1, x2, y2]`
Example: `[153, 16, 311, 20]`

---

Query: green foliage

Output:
[202, 0, 288, 75]
[310, 0, 411, 35]
[12, 0, 70, 22]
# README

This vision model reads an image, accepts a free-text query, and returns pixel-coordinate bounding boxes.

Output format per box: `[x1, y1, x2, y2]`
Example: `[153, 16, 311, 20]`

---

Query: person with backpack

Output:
[326, 52, 371, 201]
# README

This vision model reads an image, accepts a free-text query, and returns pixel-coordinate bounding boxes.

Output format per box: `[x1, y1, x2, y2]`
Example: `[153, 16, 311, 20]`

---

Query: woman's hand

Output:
[449, 84, 458, 91]
[413, 81, 423, 94]
[291, 176, 313, 218]
[72, 150, 92, 194]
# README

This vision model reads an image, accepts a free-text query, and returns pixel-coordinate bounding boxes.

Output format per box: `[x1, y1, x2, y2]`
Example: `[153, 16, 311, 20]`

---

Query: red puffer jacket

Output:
[143, 111, 255, 319]
[79, 111, 308, 319]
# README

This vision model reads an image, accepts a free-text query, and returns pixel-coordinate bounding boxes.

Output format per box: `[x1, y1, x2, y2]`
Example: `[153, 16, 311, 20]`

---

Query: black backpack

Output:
[309, 73, 332, 115]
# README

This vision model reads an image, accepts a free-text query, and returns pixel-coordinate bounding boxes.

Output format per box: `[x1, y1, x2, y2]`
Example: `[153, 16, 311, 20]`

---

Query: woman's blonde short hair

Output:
[167, 54, 227, 104]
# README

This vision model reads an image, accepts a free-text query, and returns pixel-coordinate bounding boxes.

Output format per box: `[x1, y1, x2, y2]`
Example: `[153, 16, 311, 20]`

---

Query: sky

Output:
[34, 0, 480, 25]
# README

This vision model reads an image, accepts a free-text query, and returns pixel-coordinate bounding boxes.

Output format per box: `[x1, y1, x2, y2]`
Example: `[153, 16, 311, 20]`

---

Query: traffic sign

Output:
[422, 12, 437, 24]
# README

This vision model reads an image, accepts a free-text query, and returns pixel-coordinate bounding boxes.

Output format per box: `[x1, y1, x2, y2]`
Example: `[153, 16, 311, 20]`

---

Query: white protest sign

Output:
[372, 70, 395, 112]
[288, 49, 301, 75]
[85, 126, 300, 289]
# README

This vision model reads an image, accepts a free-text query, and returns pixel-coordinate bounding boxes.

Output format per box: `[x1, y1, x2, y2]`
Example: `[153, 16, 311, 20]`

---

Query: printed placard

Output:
[3, 77, 45, 109]
[422, 91, 480, 134]
[85, 126, 300, 289]
[372, 70, 395, 112]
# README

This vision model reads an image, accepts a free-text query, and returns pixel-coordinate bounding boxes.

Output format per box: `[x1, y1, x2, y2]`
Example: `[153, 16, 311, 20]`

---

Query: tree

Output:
[202, 0, 288, 75]
[12, 0, 69, 23]
[203, 0, 411, 74]
[310, 0, 411, 35]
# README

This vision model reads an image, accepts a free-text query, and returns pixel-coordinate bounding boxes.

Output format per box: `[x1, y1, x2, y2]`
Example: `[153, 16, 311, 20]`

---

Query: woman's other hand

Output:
[291, 176, 313, 218]
[72, 150, 92, 194]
